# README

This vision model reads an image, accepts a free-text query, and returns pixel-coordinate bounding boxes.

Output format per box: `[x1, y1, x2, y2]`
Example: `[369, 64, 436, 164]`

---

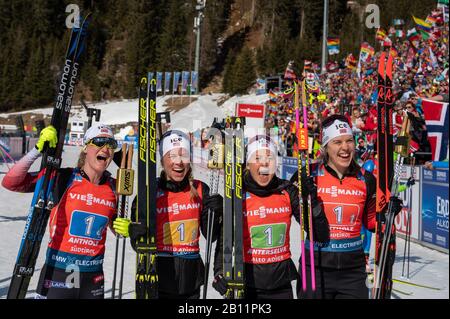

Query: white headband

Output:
[160, 130, 191, 158]
[322, 120, 353, 146]
[246, 135, 278, 162]
[83, 123, 114, 144]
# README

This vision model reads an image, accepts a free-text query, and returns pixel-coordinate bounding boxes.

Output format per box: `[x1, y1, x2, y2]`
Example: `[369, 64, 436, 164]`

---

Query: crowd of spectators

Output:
[264, 8, 448, 165]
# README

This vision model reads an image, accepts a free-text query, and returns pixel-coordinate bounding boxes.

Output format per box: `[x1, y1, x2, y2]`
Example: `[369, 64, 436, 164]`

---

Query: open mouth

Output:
[258, 167, 271, 175]
[97, 155, 108, 162]
[338, 153, 351, 160]
[172, 167, 185, 174]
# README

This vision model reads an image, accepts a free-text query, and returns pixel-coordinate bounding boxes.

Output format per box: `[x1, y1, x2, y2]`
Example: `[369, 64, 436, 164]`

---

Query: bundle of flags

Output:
[327, 37, 340, 55]
[413, 16, 432, 40]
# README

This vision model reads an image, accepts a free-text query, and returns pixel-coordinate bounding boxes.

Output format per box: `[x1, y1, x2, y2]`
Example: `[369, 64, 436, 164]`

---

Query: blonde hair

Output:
[77, 148, 87, 169]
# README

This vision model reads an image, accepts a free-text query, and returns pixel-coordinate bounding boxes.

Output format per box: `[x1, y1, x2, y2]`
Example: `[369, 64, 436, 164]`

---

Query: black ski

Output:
[223, 117, 245, 299]
[135, 73, 158, 299]
[7, 14, 91, 299]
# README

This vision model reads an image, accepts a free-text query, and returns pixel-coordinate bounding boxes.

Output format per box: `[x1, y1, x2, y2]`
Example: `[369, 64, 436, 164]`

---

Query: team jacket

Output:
[214, 172, 329, 291]
[156, 178, 204, 256]
[131, 173, 222, 295]
[2, 150, 117, 273]
[46, 168, 117, 272]
[291, 161, 376, 270]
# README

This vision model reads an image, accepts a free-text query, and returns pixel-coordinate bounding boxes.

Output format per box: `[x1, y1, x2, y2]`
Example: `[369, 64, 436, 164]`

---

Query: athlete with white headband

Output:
[212, 135, 329, 299]
[290, 114, 403, 299]
[3, 123, 120, 299]
[114, 129, 223, 299]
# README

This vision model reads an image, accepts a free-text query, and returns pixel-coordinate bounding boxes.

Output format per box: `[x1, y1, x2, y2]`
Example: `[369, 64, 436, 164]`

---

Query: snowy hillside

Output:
[0, 93, 269, 132]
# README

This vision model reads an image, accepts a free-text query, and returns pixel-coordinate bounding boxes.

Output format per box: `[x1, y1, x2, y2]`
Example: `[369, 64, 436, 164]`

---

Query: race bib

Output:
[163, 219, 198, 246]
[250, 223, 287, 249]
[69, 210, 109, 241]
[324, 202, 361, 226]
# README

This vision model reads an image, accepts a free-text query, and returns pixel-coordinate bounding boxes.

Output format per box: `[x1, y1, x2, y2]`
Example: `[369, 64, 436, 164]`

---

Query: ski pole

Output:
[119, 145, 133, 298]
[113, 144, 134, 299]
[406, 157, 415, 279]
[295, 81, 307, 292]
[203, 134, 223, 299]
[112, 144, 128, 298]
[203, 209, 215, 299]
[301, 79, 316, 292]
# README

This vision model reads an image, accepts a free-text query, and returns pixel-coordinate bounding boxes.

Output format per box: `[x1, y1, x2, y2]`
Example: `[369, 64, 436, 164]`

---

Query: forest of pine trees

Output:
[0, 0, 438, 112]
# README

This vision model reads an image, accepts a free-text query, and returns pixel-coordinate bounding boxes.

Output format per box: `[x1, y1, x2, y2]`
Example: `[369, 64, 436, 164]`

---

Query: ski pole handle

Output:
[120, 144, 127, 168]
[127, 145, 133, 170]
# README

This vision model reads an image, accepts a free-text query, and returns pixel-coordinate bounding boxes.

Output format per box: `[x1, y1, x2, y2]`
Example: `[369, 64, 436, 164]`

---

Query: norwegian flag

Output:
[422, 99, 449, 161]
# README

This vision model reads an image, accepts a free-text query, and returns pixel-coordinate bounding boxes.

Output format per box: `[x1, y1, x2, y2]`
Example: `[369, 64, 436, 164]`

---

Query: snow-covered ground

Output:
[0, 95, 448, 299]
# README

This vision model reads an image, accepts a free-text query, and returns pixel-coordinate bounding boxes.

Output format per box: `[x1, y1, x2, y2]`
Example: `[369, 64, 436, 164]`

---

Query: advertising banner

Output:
[156, 72, 163, 92]
[164, 72, 171, 93]
[421, 168, 449, 249]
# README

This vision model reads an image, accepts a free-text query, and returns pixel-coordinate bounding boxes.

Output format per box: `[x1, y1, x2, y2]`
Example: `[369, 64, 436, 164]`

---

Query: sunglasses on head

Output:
[87, 137, 118, 150]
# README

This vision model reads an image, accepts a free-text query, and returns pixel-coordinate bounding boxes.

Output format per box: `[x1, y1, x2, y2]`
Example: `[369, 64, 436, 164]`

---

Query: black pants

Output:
[246, 284, 294, 299]
[158, 288, 200, 299]
[36, 264, 104, 299]
[298, 265, 368, 299]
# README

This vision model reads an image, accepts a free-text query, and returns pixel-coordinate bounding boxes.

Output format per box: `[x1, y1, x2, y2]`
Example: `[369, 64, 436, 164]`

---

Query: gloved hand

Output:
[212, 274, 228, 296]
[406, 177, 415, 187]
[390, 196, 403, 216]
[35, 125, 58, 152]
[301, 176, 318, 201]
[204, 194, 223, 212]
[204, 194, 223, 224]
[113, 217, 131, 237]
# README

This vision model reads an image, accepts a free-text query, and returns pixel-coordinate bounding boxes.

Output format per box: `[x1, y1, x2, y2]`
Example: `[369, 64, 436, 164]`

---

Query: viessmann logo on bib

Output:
[318, 186, 364, 198]
[69, 193, 116, 208]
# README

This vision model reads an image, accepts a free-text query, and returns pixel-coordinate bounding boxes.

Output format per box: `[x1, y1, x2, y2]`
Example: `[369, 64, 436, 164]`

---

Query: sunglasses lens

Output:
[89, 137, 117, 149]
